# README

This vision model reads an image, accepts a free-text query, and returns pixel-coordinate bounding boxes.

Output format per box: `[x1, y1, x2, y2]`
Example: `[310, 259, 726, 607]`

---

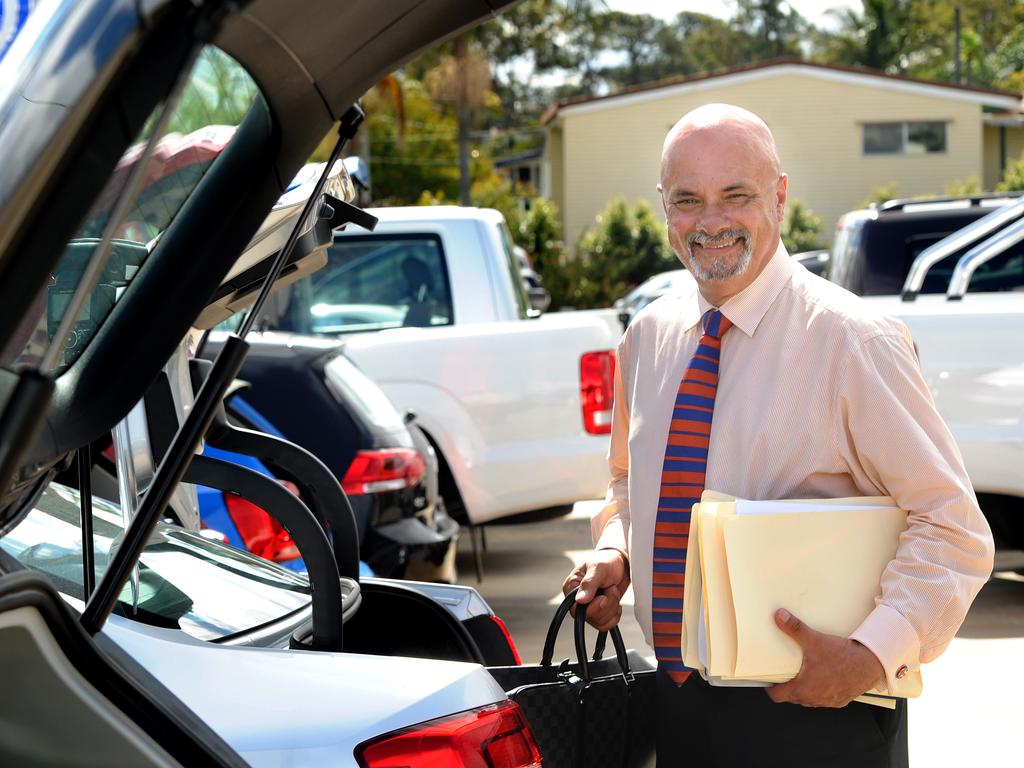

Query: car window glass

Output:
[325, 354, 405, 432]
[5, 47, 258, 373]
[906, 236, 1024, 294]
[498, 221, 531, 319]
[284, 234, 453, 334]
[0, 483, 311, 641]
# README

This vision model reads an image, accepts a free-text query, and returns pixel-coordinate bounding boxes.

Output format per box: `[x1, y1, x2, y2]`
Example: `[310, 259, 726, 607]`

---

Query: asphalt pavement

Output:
[457, 501, 1024, 766]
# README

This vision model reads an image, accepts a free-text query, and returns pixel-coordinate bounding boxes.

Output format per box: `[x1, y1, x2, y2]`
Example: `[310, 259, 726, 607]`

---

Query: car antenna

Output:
[80, 107, 366, 635]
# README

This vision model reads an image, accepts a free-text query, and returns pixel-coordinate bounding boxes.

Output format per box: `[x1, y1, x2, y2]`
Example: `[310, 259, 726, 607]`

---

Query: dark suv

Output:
[829, 193, 1024, 296]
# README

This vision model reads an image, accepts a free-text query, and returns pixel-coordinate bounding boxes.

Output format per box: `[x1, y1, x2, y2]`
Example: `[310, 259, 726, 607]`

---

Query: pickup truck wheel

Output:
[420, 431, 469, 525]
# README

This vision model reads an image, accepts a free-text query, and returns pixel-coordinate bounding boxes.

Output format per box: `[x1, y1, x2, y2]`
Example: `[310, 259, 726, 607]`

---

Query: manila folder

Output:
[723, 505, 907, 682]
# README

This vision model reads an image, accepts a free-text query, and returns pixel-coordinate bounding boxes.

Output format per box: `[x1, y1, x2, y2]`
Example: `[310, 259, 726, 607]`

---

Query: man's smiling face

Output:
[659, 108, 788, 305]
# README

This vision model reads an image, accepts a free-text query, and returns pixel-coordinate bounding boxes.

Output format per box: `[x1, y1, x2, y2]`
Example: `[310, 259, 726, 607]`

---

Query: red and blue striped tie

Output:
[652, 308, 733, 684]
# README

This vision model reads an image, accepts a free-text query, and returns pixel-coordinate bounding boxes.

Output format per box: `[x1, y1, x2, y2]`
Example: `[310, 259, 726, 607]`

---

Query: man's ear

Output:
[657, 182, 668, 216]
[775, 173, 788, 222]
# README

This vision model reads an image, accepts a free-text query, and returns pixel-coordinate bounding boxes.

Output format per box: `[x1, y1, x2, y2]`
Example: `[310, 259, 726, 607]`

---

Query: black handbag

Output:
[488, 588, 656, 768]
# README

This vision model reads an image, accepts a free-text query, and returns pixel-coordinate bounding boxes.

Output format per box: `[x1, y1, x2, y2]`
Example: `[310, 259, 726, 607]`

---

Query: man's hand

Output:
[562, 549, 630, 631]
[767, 608, 886, 708]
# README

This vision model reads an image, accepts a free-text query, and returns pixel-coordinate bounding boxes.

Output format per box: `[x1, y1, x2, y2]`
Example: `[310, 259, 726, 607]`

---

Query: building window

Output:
[863, 121, 947, 155]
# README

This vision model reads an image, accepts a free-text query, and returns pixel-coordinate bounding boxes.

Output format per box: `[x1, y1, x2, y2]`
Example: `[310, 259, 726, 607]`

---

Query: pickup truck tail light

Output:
[580, 350, 615, 435]
[342, 448, 426, 495]
[356, 701, 542, 768]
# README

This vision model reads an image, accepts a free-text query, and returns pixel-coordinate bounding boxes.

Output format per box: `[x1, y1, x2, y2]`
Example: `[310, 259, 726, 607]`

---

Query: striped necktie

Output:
[652, 308, 733, 684]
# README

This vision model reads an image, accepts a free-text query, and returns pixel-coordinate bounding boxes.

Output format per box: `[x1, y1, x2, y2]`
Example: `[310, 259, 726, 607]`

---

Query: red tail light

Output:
[223, 494, 301, 563]
[356, 701, 542, 768]
[580, 350, 615, 435]
[341, 448, 426, 495]
[490, 614, 523, 666]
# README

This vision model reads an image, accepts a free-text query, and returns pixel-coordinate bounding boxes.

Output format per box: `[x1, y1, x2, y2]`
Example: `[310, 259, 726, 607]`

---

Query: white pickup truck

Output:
[830, 196, 1024, 549]
[262, 206, 621, 525]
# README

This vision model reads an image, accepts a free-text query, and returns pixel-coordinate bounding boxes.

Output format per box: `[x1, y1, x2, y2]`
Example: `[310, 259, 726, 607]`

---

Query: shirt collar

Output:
[695, 240, 794, 337]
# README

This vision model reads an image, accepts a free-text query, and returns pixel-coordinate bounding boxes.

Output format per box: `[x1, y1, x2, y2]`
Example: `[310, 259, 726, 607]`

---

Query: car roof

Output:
[360, 206, 506, 224]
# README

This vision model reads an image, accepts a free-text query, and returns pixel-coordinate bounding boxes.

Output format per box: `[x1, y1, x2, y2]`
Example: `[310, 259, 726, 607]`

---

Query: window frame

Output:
[862, 121, 948, 156]
[304, 231, 456, 333]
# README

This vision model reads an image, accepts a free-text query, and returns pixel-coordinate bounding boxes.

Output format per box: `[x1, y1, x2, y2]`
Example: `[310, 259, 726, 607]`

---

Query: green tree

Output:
[812, 0, 915, 73]
[781, 199, 824, 253]
[161, 48, 257, 136]
[424, 35, 495, 204]
[731, 0, 807, 60]
[363, 78, 464, 205]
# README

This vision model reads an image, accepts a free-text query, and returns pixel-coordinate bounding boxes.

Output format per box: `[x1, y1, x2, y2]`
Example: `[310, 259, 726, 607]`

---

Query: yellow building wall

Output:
[984, 124, 1024, 190]
[543, 125, 565, 221]
[558, 73, 986, 249]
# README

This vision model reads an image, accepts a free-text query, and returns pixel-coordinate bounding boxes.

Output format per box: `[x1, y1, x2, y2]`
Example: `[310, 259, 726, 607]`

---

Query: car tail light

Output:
[356, 701, 542, 768]
[223, 494, 301, 563]
[580, 350, 615, 435]
[490, 615, 523, 666]
[341, 448, 426, 495]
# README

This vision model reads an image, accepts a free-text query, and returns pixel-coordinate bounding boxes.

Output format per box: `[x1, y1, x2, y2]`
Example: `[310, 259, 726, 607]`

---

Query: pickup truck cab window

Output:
[291, 234, 454, 333]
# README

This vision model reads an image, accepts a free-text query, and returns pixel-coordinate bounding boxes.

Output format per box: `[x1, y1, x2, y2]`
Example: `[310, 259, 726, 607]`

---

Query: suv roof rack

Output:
[877, 191, 1024, 213]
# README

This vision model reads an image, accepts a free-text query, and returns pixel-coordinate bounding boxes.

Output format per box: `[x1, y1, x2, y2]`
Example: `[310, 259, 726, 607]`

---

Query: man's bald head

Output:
[661, 104, 781, 182]
[657, 103, 788, 305]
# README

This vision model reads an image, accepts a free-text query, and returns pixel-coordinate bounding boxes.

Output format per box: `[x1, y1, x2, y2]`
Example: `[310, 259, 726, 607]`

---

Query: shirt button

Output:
[895, 665, 909, 679]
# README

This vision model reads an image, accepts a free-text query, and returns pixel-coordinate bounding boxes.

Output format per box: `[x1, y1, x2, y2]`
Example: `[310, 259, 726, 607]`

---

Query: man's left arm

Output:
[770, 326, 994, 707]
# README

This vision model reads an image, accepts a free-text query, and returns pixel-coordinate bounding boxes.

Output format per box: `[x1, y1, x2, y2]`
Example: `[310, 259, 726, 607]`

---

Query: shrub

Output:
[944, 176, 983, 196]
[996, 153, 1024, 193]
[566, 198, 675, 309]
[860, 182, 900, 209]
[781, 199, 823, 254]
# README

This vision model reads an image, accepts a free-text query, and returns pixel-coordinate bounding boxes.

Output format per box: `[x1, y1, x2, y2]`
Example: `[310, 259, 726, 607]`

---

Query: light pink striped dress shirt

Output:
[593, 244, 995, 694]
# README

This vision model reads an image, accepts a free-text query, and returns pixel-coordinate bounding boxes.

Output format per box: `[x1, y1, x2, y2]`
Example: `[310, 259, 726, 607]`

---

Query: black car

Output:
[829, 193, 1024, 296]
[202, 332, 459, 581]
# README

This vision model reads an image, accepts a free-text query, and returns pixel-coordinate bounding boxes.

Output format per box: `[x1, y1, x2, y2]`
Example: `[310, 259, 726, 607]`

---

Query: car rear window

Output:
[0, 483, 311, 641]
[4, 47, 259, 373]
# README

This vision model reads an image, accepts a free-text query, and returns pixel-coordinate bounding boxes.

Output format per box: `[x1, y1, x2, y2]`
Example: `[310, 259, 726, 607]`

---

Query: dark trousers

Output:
[655, 670, 908, 767]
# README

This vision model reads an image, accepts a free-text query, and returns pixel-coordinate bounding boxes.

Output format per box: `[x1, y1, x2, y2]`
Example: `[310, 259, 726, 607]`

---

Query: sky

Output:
[603, 1, 860, 31]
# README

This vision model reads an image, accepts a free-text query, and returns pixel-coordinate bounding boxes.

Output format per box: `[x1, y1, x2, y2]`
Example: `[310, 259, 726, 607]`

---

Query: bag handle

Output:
[543, 587, 632, 685]
[542, 587, 609, 665]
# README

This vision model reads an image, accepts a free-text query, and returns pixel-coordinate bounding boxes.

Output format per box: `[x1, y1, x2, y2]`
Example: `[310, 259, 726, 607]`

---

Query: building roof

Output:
[541, 59, 1022, 125]
[494, 148, 543, 168]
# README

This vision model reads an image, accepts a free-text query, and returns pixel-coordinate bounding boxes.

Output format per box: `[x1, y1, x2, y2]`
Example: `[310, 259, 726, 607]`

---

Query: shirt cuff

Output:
[594, 519, 628, 558]
[849, 604, 921, 694]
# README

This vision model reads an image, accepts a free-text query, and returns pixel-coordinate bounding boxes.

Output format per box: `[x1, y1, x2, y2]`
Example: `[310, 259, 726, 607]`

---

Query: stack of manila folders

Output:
[683, 490, 923, 710]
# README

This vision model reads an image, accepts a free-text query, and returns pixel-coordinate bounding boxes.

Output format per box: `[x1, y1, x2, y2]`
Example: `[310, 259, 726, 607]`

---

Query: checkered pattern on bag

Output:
[579, 680, 629, 768]
[511, 682, 580, 768]
[624, 671, 657, 768]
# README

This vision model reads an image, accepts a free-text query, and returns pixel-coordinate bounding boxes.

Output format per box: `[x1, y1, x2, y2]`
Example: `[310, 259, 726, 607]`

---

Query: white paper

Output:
[697, 590, 707, 670]
[734, 499, 891, 516]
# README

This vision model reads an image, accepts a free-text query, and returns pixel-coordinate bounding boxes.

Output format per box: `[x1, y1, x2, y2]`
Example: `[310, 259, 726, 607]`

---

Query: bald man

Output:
[564, 104, 993, 766]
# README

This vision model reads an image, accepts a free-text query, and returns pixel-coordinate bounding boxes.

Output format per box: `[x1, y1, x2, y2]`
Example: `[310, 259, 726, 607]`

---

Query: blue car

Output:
[196, 394, 375, 577]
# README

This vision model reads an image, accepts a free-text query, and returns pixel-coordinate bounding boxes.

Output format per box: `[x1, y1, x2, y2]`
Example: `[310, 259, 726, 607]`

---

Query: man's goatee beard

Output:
[683, 228, 753, 281]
